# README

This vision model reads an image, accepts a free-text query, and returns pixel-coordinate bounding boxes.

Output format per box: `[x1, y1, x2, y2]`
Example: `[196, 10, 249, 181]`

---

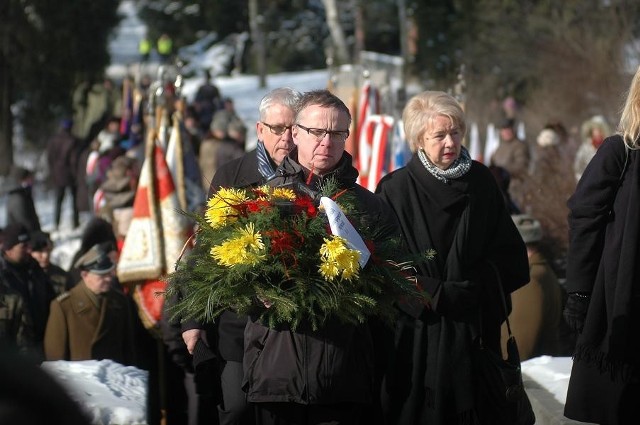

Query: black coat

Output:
[182, 149, 264, 363]
[0, 256, 55, 348]
[375, 155, 529, 424]
[47, 129, 80, 188]
[565, 135, 640, 424]
[242, 151, 400, 406]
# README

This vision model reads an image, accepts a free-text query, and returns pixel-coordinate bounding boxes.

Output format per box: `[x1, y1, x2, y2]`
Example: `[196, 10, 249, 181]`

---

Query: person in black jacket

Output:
[47, 119, 81, 230]
[0, 223, 55, 361]
[563, 65, 640, 425]
[180, 87, 301, 425]
[29, 231, 74, 295]
[238, 89, 399, 425]
[375, 91, 529, 425]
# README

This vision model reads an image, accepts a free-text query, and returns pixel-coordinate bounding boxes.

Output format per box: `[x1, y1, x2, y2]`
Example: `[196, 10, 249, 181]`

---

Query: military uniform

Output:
[0, 281, 34, 351]
[44, 283, 137, 364]
[43, 244, 137, 365]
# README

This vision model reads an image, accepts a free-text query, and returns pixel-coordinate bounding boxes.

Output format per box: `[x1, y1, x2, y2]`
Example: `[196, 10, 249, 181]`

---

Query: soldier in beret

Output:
[44, 242, 136, 365]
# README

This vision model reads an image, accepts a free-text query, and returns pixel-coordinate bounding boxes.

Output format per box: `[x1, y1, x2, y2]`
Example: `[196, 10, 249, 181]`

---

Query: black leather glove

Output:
[563, 293, 591, 334]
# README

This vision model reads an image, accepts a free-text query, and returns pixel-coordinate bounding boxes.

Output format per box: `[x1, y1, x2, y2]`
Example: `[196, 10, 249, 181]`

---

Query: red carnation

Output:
[294, 196, 317, 218]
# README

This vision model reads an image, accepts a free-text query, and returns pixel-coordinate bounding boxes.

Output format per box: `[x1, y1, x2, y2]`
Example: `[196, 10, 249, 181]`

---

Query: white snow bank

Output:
[41, 359, 148, 425]
[522, 355, 573, 405]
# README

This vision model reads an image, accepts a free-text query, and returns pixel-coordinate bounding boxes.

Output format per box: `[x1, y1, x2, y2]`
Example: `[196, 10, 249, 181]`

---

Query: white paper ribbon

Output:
[320, 196, 371, 267]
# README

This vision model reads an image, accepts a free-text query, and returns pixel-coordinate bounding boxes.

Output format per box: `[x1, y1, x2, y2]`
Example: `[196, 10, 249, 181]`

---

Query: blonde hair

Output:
[619, 66, 640, 148]
[402, 91, 467, 150]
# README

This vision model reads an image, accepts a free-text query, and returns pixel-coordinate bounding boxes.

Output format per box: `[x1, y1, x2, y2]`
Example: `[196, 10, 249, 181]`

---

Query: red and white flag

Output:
[355, 82, 380, 188]
[117, 130, 191, 328]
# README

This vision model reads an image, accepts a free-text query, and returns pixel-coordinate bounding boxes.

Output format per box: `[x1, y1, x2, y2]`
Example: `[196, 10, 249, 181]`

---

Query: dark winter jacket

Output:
[47, 129, 80, 188]
[0, 280, 35, 353]
[182, 149, 264, 364]
[44, 263, 75, 296]
[375, 155, 529, 424]
[242, 151, 400, 405]
[0, 255, 55, 349]
[564, 135, 640, 425]
[5, 181, 41, 233]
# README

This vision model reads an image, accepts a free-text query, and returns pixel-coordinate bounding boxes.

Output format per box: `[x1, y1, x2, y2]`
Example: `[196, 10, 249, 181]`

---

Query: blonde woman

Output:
[376, 91, 529, 424]
[564, 67, 640, 425]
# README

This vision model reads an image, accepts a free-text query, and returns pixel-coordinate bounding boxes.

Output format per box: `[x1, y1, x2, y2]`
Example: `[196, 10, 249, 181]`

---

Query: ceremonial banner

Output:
[389, 119, 411, 172]
[356, 114, 396, 191]
[117, 135, 164, 283]
[366, 114, 394, 192]
[166, 113, 205, 212]
[355, 82, 380, 188]
[165, 114, 187, 211]
[118, 129, 191, 328]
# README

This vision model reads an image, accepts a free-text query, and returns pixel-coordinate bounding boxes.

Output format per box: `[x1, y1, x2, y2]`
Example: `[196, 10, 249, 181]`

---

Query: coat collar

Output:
[406, 153, 470, 211]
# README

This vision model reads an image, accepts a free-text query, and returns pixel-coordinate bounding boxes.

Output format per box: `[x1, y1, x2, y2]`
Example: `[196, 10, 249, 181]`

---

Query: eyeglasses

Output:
[261, 122, 293, 136]
[295, 123, 349, 142]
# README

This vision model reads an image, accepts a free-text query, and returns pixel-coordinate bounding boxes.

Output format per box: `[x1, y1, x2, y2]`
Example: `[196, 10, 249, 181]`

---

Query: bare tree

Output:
[322, 0, 350, 65]
[249, 0, 267, 88]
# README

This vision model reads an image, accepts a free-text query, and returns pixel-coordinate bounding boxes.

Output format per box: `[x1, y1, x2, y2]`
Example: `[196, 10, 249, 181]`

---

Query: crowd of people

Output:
[1, 62, 639, 425]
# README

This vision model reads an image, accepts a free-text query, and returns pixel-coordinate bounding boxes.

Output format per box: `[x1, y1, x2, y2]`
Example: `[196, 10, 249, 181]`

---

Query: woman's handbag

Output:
[474, 263, 536, 425]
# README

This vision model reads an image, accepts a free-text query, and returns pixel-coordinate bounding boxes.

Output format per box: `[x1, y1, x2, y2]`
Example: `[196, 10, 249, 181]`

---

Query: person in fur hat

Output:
[573, 114, 611, 182]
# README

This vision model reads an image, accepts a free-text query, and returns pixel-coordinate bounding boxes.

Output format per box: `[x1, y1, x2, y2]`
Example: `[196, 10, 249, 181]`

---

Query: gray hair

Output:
[402, 91, 467, 150]
[259, 87, 302, 121]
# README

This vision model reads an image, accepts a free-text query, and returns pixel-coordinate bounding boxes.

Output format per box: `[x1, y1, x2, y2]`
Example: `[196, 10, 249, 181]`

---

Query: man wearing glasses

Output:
[178, 87, 301, 425]
[242, 89, 399, 424]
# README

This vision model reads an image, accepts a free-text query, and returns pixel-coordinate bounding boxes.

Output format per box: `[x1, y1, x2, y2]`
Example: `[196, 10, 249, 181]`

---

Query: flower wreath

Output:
[166, 178, 426, 330]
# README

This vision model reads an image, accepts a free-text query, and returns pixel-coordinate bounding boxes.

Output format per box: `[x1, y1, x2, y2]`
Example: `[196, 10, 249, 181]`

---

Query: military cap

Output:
[3, 223, 30, 250]
[74, 243, 115, 274]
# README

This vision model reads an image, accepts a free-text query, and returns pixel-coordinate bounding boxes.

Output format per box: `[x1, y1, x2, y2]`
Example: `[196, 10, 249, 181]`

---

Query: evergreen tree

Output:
[0, 0, 119, 175]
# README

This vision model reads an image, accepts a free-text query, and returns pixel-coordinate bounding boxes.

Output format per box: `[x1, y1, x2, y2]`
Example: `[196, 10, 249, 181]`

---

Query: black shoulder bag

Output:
[474, 262, 536, 425]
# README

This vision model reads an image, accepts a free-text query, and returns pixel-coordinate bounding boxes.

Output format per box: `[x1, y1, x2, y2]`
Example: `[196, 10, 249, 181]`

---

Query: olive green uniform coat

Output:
[44, 283, 136, 365]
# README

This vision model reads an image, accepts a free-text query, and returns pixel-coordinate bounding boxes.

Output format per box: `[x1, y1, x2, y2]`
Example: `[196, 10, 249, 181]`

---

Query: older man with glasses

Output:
[178, 87, 302, 425]
[241, 89, 399, 425]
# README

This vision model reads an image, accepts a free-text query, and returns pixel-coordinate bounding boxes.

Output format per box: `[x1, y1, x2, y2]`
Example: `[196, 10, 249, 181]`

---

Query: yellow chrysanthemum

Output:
[253, 186, 296, 201]
[319, 261, 340, 280]
[211, 223, 265, 267]
[269, 187, 297, 201]
[319, 236, 360, 281]
[335, 250, 360, 280]
[319, 236, 348, 260]
[205, 188, 248, 228]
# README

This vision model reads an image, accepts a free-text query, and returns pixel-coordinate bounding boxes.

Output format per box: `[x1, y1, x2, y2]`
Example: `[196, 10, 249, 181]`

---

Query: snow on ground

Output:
[41, 360, 148, 425]
[522, 355, 573, 405]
